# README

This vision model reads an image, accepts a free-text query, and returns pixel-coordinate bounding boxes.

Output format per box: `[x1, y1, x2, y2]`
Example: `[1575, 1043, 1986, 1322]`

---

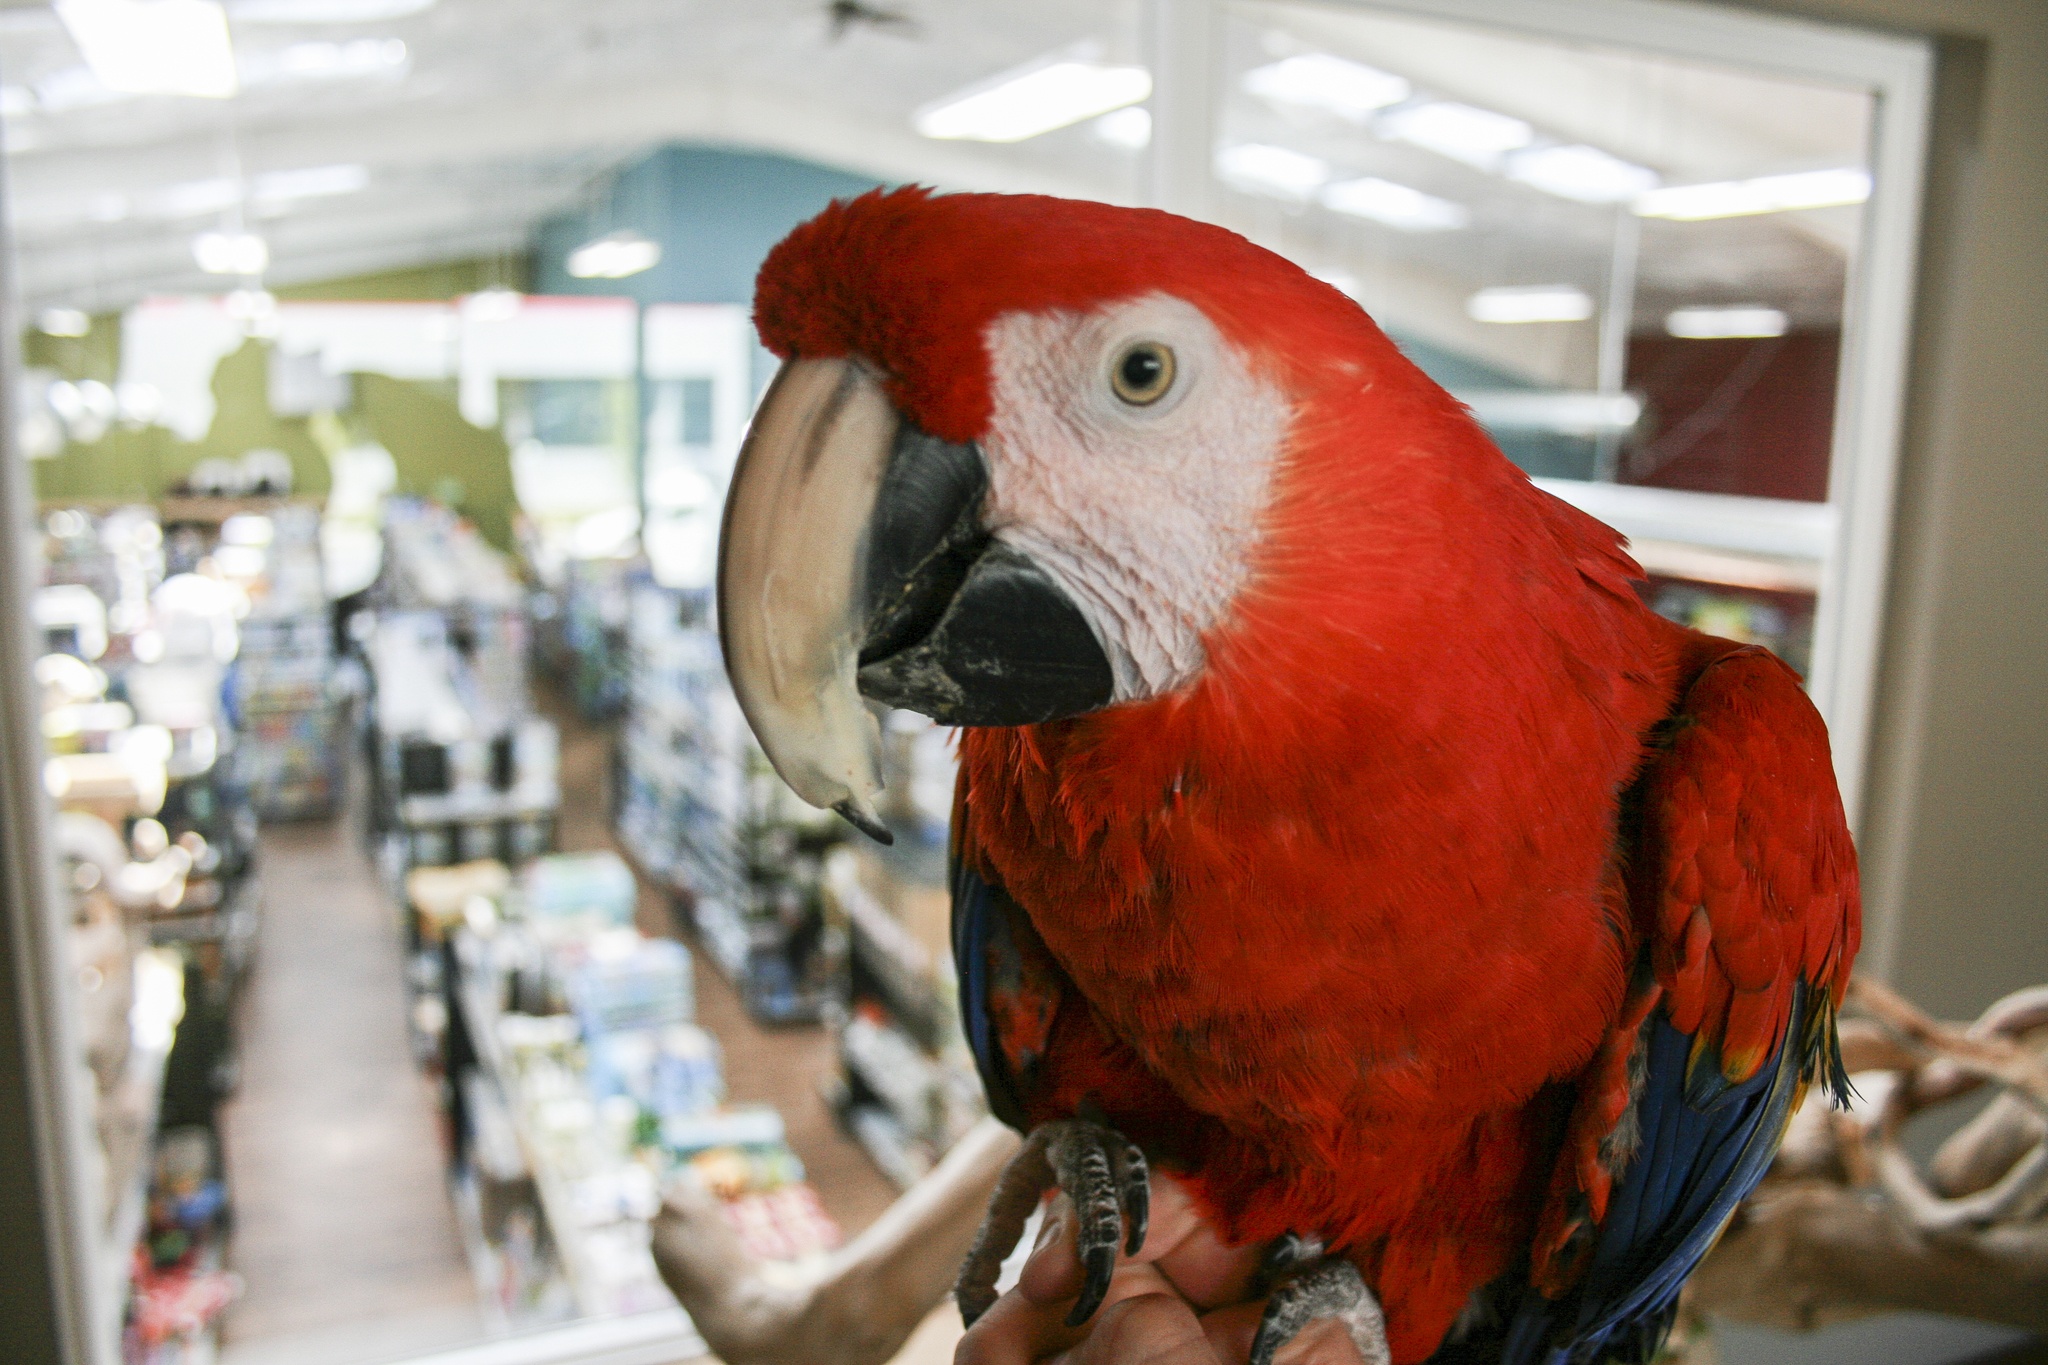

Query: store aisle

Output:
[217, 808, 483, 1363]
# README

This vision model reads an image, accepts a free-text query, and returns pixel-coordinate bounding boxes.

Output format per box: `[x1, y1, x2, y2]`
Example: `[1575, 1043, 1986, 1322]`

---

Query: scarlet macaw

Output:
[715, 187, 1858, 1365]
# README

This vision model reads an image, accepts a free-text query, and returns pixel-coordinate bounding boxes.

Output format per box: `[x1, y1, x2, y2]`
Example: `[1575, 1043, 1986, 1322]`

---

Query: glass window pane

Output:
[1214, 1, 1876, 676]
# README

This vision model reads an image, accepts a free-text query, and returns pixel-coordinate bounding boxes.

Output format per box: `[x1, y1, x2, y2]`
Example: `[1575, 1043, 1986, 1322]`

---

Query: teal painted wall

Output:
[534, 146, 883, 307]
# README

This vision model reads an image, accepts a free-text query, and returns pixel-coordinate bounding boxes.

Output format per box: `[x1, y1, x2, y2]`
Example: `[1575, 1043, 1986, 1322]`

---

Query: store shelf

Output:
[450, 935, 608, 1321]
[100, 949, 186, 1312]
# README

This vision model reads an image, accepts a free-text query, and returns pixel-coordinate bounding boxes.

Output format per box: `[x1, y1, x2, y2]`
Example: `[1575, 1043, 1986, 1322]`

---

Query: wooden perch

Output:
[1687, 979, 2048, 1337]
[649, 1116, 1019, 1365]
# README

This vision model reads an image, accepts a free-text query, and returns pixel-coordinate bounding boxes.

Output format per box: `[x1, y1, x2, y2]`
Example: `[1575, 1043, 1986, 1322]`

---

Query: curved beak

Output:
[717, 357, 1112, 842]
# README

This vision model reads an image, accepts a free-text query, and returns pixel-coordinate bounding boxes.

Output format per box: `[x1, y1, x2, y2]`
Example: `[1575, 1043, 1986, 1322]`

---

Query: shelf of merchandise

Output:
[615, 581, 844, 1024]
[823, 852, 983, 1190]
[450, 932, 609, 1322]
[100, 949, 186, 1317]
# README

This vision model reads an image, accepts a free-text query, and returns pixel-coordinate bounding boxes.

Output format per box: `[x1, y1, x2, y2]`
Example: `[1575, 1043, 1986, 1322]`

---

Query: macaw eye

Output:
[1110, 341, 1176, 406]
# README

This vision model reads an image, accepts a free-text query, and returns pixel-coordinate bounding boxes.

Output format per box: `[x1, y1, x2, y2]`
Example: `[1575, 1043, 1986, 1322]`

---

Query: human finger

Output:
[1021, 1176, 1212, 1307]
[1147, 1209, 1262, 1311]
[1197, 1301, 1376, 1365]
[965, 1253, 1194, 1363]
[1061, 1292, 1224, 1365]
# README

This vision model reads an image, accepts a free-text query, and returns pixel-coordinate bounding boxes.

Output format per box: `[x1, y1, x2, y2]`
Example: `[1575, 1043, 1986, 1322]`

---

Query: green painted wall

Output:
[30, 336, 330, 503]
[27, 255, 531, 548]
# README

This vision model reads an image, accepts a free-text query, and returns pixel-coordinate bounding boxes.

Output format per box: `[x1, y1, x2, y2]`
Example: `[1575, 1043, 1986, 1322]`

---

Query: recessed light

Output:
[1320, 177, 1468, 231]
[915, 58, 1151, 143]
[1242, 54, 1409, 123]
[1507, 144, 1659, 204]
[1467, 285, 1594, 324]
[254, 164, 371, 201]
[1091, 106, 1151, 151]
[1665, 306, 1789, 339]
[1380, 101, 1532, 170]
[1635, 168, 1870, 220]
[56, 0, 237, 99]
[193, 231, 269, 275]
[567, 232, 661, 280]
[1215, 143, 1329, 201]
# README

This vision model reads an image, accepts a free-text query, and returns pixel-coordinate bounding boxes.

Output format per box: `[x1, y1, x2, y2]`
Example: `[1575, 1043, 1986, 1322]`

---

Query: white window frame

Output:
[1147, 0, 1933, 836]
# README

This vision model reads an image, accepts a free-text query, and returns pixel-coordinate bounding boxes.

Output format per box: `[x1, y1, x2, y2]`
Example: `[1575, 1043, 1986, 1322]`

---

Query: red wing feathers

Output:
[1638, 644, 1859, 1099]
[1529, 638, 1859, 1301]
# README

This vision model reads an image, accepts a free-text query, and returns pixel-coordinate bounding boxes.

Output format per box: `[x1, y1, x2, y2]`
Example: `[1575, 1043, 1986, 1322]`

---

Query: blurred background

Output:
[2, 2, 2042, 1365]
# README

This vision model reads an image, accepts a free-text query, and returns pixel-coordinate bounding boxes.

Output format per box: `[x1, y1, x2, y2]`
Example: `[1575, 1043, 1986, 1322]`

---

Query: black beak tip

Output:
[833, 800, 895, 846]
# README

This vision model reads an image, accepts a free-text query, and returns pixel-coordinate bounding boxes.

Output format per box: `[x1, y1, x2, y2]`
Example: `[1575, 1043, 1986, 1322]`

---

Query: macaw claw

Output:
[953, 1119, 1149, 1330]
[1250, 1256, 1391, 1365]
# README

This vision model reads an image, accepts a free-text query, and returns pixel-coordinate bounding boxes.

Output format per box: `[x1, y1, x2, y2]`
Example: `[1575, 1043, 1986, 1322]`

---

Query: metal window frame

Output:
[0, 4, 1930, 1364]
[1147, 0, 1934, 837]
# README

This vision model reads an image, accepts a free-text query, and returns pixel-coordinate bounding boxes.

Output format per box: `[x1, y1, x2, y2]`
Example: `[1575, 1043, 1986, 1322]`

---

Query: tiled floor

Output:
[216, 809, 483, 1360]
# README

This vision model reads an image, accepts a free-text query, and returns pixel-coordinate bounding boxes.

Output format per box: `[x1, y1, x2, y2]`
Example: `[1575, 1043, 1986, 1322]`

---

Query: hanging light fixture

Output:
[566, 230, 661, 280]
[193, 230, 269, 275]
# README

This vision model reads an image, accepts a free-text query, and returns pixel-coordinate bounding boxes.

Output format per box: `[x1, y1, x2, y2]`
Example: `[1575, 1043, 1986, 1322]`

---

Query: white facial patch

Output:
[980, 293, 1290, 703]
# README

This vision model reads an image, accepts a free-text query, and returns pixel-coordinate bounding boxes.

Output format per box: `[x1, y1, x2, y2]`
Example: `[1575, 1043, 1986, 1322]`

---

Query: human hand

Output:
[955, 1173, 1371, 1365]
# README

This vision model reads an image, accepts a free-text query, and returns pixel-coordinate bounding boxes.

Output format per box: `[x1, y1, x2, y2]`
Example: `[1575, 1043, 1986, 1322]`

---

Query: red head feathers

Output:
[755, 185, 1414, 444]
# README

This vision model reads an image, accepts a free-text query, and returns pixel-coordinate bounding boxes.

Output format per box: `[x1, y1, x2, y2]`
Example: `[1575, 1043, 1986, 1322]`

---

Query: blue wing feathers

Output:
[951, 854, 1030, 1131]
[1496, 982, 1813, 1365]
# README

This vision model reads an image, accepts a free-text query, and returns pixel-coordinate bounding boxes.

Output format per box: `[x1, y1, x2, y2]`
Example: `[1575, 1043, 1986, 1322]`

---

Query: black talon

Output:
[1067, 1242, 1117, 1326]
[1119, 1139, 1150, 1256]
[1052, 1123, 1125, 1325]
[954, 1118, 1151, 1330]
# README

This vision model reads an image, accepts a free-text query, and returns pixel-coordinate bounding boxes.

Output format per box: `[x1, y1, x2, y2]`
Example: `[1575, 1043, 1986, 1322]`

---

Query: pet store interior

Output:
[1, 1, 2043, 1365]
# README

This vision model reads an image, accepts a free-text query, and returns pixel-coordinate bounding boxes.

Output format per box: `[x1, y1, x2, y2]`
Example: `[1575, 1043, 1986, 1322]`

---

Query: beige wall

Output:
[1713, 0, 2046, 1018]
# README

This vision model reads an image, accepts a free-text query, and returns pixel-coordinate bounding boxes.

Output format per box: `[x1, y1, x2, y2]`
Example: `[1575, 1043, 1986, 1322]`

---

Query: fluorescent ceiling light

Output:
[193, 231, 268, 275]
[1242, 53, 1408, 123]
[246, 37, 407, 84]
[230, 0, 434, 20]
[1320, 176, 1468, 231]
[39, 308, 92, 338]
[1665, 305, 1788, 339]
[1091, 106, 1151, 151]
[915, 58, 1150, 142]
[254, 163, 370, 201]
[154, 177, 243, 219]
[1458, 390, 1641, 435]
[1507, 144, 1659, 204]
[1467, 285, 1594, 324]
[567, 231, 661, 280]
[1215, 143, 1329, 201]
[1380, 101, 1531, 170]
[1635, 167, 1871, 220]
[56, 0, 238, 99]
